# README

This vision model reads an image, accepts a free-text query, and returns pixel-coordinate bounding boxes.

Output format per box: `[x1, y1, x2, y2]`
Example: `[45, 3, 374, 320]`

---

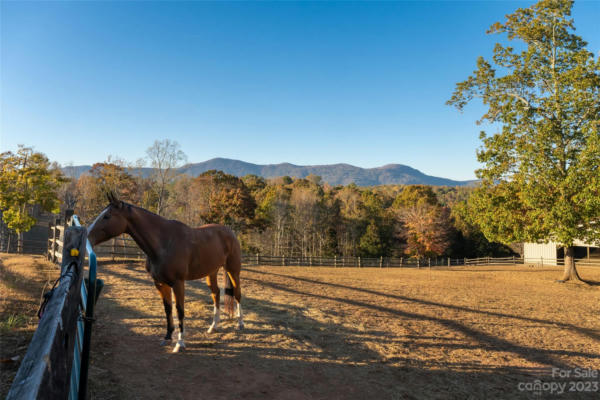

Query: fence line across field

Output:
[47, 233, 600, 268]
[38, 218, 600, 268]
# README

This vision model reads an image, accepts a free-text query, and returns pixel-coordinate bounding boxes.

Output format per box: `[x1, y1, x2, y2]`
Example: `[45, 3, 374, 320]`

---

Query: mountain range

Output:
[62, 158, 476, 187]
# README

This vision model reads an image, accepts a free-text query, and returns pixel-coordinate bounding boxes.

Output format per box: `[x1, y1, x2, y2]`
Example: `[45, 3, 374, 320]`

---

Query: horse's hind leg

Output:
[225, 237, 244, 329]
[231, 271, 244, 330]
[154, 281, 174, 346]
[206, 272, 220, 333]
[224, 268, 244, 330]
[172, 280, 186, 353]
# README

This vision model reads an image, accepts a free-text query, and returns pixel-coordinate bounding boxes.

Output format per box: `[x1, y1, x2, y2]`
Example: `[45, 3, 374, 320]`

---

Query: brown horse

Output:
[87, 192, 244, 353]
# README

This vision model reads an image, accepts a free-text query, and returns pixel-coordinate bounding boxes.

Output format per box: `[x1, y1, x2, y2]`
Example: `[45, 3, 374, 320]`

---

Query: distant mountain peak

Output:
[63, 158, 475, 187]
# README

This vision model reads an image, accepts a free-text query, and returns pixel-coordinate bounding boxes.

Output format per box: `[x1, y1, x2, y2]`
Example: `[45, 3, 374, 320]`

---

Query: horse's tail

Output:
[223, 269, 235, 317]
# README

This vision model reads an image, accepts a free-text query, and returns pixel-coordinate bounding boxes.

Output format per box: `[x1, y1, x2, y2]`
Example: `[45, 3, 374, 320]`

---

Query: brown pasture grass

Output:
[2, 254, 599, 399]
[0, 254, 59, 398]
[86, 262, 599, 400]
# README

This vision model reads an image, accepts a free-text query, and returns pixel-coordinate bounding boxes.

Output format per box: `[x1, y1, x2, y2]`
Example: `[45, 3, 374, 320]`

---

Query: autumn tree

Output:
[0, 146, 65, 251]
[89, 162, 139, 202]
[447, 0, 600, 282]
[194, 170, 256, 233]
[145, 139, 187, 216]
[393, 185, 453, 258]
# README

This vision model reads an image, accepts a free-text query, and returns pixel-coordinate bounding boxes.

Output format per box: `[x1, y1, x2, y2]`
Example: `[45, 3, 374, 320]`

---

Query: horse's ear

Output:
[108, 191, 122, 208]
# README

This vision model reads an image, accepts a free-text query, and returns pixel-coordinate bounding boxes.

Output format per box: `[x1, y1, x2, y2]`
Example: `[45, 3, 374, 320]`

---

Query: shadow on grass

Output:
[248, 268, 600, 344]
[87, 262, 600, 399]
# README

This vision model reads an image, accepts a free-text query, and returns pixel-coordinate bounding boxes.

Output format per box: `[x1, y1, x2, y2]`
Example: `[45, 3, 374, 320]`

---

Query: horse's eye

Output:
[103, 214, 111, 220]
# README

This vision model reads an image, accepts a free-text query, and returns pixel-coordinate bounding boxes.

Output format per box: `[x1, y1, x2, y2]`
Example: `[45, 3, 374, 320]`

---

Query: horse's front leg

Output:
[206, 272, 220, 333]
[154, 281, 174, 346]
[172, 280, 186, 353]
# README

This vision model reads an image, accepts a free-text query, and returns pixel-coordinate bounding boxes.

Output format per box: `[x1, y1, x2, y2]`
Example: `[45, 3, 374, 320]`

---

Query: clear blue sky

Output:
[1, 1, 599, 180]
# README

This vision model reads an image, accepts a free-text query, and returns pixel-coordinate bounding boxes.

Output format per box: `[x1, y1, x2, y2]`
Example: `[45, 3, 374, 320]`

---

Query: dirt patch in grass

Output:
[0, 254, 59, 398]
[82, 262, 600, 400]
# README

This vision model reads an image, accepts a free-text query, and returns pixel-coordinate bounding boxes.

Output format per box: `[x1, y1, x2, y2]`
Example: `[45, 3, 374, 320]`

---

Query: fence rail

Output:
[38, 219, 600, 269]
[241, 254, 600, 268]
[45, 229, 600, 269]
[8, 212, 99, 400]
[7, 226, 88, 400]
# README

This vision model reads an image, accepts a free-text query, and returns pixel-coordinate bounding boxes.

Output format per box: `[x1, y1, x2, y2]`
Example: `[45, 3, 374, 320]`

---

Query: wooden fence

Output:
[45, 216, 600, 269]
[9, 215, 99, 400]
[7, 227, 88, 399]
[243, 254, 600, 268]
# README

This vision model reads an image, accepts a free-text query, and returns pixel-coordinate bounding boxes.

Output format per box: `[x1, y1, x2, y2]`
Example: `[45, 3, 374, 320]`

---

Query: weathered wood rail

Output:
[7, 227, 87, 399]
[9, 213, 100, 400]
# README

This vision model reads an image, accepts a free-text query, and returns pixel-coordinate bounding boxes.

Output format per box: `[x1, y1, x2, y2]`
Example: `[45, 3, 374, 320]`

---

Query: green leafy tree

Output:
[359, 221, 383, 257]
[447, 0, 600, 282]
[0, 146, 65, 251]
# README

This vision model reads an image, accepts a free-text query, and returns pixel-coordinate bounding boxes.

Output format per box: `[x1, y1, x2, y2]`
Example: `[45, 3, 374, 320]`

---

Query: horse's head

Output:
[87, 192, 129, 246]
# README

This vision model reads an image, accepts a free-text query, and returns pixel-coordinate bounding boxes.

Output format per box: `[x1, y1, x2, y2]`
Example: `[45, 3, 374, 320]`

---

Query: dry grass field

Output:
[2, 254, 599, 399]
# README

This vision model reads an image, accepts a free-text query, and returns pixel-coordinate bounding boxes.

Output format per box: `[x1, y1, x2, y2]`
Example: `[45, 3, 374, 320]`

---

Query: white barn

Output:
[523, 239, 600, 265]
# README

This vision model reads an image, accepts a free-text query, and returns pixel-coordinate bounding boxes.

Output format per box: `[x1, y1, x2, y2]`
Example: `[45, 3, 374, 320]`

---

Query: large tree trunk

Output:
[559, 246, 583, 283]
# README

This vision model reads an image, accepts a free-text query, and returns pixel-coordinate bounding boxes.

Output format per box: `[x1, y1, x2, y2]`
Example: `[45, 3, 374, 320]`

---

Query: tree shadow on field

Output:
[243, 276, 600, 369]
[87, 263, 599, 400]
[248, 268, 600, 344]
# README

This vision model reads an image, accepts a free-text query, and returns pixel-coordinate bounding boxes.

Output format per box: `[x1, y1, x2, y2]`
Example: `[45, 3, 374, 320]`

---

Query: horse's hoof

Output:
[237, 322, 245, 330]
[160, 339, 172, 347]
[172, 341, 185, 353]
[207, 326, 217, 334]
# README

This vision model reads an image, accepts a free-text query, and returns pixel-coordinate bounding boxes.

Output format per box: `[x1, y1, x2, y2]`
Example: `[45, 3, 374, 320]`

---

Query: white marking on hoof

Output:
[159, 339, 171, 346]
[236, 302, 244, 330]
[172, 340, 185, 353]
[207, 306, 220, 333]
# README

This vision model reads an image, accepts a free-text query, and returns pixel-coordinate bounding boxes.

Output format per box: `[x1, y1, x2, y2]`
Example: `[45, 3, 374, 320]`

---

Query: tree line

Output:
[1, 141, 513, 259]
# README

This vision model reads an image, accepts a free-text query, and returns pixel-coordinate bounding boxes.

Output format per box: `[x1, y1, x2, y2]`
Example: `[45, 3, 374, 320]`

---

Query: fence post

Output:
[282, 256, 286, 266]
[513, 255, 515, 265]
[448, 257, 450, 267]
[428, 258, 431, 268]
[541, 256, 544, 267]
[53, 218, 60, 263]
[417, 258, 420, 269]
[47, 221, 54, 261]
[358, 257, 361, 268]
[400, 257, 403, 267]
[309, 256, 312, 266]
[464, 257, 466, 266]
[379, 256, 383, 268]
[334, 255, 337, 268]
[256, 253, 259, 266]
